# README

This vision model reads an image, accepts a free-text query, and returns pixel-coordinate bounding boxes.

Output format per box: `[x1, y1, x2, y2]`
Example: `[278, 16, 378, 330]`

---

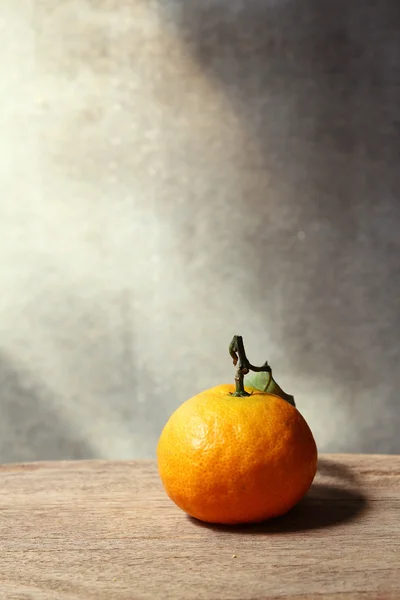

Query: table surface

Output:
[0, 454, 399, 600]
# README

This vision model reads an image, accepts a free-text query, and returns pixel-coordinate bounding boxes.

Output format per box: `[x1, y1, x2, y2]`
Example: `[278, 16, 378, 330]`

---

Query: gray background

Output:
[1, 0, 399, 463]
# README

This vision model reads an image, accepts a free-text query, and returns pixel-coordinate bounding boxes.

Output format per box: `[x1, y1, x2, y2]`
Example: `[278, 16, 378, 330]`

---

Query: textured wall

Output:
[1, 0, 399, 462]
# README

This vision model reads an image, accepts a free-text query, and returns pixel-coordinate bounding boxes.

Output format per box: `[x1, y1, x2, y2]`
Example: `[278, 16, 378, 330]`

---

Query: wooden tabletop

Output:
[0, 454, 399, 600]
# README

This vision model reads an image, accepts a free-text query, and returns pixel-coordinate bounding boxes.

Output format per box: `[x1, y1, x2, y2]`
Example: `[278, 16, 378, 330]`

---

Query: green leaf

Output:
[245, 370, 296, 407]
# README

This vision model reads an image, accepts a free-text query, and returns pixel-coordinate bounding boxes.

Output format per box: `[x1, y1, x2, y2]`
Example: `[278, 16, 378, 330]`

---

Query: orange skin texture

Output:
[157, 384, 318, 525]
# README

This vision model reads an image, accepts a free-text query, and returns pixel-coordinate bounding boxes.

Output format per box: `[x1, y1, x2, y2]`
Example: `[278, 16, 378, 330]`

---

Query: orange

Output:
[157, 384, 317, 524]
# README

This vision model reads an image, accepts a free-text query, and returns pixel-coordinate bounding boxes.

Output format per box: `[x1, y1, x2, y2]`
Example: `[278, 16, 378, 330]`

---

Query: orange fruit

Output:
[157, 384, 317, 524]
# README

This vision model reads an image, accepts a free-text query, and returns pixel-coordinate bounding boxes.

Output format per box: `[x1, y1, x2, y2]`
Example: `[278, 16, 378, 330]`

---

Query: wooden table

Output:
[0, 454, 399, 600]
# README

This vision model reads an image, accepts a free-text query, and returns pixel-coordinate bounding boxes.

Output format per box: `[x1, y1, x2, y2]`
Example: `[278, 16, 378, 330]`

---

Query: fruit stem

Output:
[229, 335, 271, 397]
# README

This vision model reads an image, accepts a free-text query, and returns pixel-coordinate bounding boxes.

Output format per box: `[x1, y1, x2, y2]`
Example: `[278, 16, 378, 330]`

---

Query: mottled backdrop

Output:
[1, 0, 399, 462]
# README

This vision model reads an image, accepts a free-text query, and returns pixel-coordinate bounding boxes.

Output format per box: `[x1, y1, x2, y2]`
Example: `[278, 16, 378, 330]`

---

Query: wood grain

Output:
[0, 454, 399, 600]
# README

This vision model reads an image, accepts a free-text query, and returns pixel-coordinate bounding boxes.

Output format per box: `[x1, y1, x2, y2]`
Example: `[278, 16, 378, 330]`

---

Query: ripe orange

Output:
[157, 384, 317, 524]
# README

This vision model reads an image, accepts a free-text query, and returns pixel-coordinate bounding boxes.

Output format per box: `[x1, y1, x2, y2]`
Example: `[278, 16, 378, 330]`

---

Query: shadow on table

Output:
[317, 456, 360, 485]
[189, 457, 368, 534]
